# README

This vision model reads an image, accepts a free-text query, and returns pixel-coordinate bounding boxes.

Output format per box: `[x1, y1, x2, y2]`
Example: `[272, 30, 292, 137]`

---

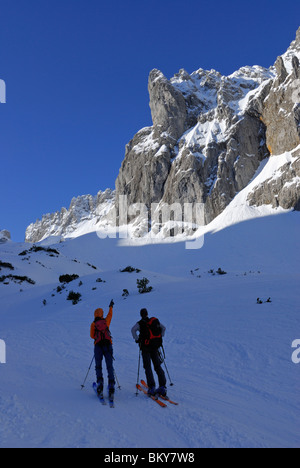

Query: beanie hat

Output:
[94, 308, 104, 318]
[140, 308, 148, 319]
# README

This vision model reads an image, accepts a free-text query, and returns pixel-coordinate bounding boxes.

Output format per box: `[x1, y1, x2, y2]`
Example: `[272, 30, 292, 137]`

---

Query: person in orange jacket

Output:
[90, 300, 115, 398]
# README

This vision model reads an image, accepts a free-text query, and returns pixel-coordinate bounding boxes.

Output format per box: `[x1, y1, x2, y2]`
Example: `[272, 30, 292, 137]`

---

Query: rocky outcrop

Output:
[148, 69, 188, 141]
[245, 27, 300, 211]
[115, 126, 174, 215]
[0, 230, 11, 243]
[247, 147, 300, 211]
[116, 64, 274, 226]
[256, 27, 300, 156]
[115, 28, 300, 228]
[25, 189, 115, 243]
[260, 64, 300, 155]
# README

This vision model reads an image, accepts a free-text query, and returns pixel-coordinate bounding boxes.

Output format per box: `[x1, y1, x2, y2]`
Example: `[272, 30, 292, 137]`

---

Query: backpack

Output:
[94, 318, 112, 346]
[140, 317, 163, 348]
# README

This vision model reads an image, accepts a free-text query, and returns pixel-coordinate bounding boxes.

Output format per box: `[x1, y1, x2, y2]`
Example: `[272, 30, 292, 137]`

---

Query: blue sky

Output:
[0, 0, 299, 241]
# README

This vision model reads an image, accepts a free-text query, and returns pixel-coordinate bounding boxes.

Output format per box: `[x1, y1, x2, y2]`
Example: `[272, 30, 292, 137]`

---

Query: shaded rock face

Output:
[247, 147, 300, 211]
[261, 58, 300, 156]
[115, 126, 174, 214]
[246, 27, 300, 211]
[249, 28, 300, 157]
[162, 111, 269, 224]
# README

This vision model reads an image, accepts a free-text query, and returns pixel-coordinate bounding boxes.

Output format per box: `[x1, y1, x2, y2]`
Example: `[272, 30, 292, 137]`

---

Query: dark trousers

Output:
[142, 347, 166, 389]
[94, 342, 115, 388]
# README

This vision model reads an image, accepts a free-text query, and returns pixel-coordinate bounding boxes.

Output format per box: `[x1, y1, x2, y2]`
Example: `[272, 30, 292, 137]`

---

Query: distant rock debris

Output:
[0, 230, 11, 243]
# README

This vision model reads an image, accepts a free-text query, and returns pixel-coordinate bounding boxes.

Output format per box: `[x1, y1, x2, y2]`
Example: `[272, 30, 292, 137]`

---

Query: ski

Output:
[141, 380, 179, 405]
[136, 384, 167, 408]
[93, 382, 107, 405]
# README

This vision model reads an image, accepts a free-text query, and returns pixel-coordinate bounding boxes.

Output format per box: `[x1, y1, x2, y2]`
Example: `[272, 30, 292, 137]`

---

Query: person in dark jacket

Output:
[131, 308, 167, 397]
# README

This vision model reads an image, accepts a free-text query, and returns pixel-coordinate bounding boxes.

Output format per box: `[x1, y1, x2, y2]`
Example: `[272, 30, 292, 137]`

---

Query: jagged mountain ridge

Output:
[25, 189, 115, 242]
[25, 28, 300, 243]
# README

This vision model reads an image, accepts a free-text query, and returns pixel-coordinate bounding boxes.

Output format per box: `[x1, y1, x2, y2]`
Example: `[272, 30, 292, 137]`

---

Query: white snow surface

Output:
[0, 207, 299, 447]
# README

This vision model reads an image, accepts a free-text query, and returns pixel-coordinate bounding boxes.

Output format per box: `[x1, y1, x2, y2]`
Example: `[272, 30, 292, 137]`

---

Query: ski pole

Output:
[163, 360, 174, 386]
[81, 355, 95, 390]
[161, 345, 174, 386]
[135, 348, 141, 396]
[114, 370, 121, 390]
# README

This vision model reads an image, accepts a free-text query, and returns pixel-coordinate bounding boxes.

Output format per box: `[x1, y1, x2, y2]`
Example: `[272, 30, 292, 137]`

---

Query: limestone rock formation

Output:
[26, 28, 300, 242]
[116, 64, 274, 225]
[148, 69, 188, 141]
[25, 189, 115, 243]
[115, 28, 300, 227]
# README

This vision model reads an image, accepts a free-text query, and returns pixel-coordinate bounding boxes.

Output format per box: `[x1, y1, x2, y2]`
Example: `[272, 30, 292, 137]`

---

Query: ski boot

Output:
[108, 381, 115, 399]
[155, 386, 168, 398]
[108, 383, 115, 407]
[96, 382, 104, 398]
[147, 386, 156, 397]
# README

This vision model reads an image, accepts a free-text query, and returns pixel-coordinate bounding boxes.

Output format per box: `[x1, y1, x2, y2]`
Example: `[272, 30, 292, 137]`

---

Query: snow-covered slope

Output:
[0, 210, 299, 448]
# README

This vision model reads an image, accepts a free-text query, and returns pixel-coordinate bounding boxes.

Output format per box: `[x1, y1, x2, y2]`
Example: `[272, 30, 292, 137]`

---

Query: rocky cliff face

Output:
[115, 28, 300, 230]
[247, 146, 300, 210]
[116, 65, 274, 225]
[25, 189, 115, 243]
[245, 28, 300, 210]
[26, 29, 300, 243]
[264, 29, 300, 155]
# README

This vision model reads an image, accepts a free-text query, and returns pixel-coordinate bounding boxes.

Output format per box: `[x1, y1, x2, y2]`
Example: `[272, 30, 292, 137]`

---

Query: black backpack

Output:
[139, 317, 163, 348]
